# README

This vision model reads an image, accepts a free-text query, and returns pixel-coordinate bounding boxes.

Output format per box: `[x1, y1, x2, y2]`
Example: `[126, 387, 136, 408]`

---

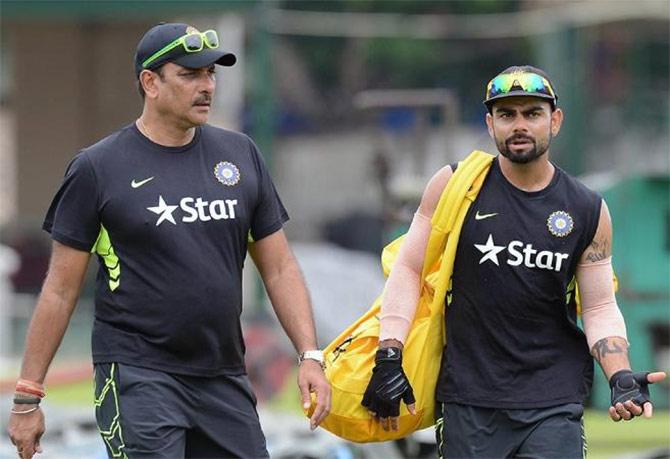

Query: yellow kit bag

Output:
[317, 150, 494, 442]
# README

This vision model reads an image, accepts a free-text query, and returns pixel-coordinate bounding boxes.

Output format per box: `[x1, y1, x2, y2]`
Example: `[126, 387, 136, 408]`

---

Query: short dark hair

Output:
[137, 65, 165, 99]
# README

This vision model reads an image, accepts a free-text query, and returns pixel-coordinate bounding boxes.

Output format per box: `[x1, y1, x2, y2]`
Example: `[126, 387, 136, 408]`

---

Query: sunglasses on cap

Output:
[485, 72, 557, 101]
[142, 29, 219, 69]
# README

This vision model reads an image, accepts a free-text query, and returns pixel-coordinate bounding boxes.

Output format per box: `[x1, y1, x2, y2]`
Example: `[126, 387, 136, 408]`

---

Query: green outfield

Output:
[48, 379, 670, 458]
[584, 409, 670, 459]
[46, 379, 94, 405]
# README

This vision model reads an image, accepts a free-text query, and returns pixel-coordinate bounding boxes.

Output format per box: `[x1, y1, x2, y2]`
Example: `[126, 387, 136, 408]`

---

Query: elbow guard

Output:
[379, 212, 432, 344]
[577, 257, 628, 350]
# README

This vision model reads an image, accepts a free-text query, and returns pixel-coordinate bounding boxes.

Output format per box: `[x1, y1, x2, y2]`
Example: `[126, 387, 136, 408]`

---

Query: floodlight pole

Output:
[252, 0, 275, 170]
[250, 0, 276, 316]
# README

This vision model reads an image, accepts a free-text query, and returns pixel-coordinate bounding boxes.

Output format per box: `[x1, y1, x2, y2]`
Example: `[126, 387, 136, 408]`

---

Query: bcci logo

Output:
[547, 211, 574, 237]
[214, 161, 240, 186]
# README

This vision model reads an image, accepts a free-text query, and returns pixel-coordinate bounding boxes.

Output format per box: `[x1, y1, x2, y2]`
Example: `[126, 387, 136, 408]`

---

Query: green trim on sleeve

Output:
[566, 275, 576, 305]
[91, 225, 121, 291]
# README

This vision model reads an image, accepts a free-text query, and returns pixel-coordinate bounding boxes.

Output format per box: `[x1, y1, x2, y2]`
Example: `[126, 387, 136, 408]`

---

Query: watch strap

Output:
[298, 350, 325, 369]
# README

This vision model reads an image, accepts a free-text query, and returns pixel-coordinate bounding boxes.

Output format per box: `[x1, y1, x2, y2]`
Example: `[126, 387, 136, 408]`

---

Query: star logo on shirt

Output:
[147, 195, 178, 226]
[474, 234, 506, 266]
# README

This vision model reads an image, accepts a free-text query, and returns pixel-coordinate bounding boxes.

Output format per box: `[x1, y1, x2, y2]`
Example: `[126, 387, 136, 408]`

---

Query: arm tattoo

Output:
[592, 337, 626, 362]
[585, 237, 610, 262]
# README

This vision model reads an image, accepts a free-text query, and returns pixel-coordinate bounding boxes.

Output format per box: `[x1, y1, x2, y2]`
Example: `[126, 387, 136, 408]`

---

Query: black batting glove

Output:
[610, 370, 651, 410]
[361, 347, 415, 418]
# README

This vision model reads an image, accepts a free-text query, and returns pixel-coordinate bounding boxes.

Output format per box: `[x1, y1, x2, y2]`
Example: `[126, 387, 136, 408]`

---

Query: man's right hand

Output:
[8, 406, 45, 459]
[361, 347, 416, 432]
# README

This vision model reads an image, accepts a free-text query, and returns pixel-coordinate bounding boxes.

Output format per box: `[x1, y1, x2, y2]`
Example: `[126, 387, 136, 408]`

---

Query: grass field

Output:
[48, 379, 670, 458]
[46, 379, 94, 405]
[584, 409, 670, 459]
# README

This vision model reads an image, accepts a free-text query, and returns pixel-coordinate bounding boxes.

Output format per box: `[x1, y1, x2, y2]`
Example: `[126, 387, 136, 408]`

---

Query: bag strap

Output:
[421, 151, 494, 279]
[432, 150, 495, 232]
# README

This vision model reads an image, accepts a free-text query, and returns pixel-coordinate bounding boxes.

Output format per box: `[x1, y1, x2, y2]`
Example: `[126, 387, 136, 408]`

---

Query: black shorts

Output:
[434, 402, 586, 459]
[94, 362, 269, 459]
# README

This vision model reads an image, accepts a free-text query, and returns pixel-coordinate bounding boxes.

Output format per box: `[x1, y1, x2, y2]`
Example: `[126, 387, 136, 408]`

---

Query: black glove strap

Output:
[375, 347, 403, 364]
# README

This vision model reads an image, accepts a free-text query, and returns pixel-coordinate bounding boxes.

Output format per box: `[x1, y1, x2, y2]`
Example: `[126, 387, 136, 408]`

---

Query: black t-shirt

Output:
[436, 157, 601, 408]
[43, 123, 288, 376]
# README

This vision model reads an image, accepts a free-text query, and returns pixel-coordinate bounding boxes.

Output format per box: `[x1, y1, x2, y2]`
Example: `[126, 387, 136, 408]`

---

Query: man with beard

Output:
[361, 65, 665, 457]
[8, 23, 330, 459]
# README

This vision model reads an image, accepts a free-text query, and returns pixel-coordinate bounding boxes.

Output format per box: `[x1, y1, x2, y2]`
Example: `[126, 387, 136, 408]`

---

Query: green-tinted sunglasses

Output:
[142, 29, 219, 69]
[486, 72, 556, 101]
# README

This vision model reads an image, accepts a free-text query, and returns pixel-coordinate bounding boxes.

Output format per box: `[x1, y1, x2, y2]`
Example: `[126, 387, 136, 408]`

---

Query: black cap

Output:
[134, 23, 236, 77]
[483, 65, 558, 110]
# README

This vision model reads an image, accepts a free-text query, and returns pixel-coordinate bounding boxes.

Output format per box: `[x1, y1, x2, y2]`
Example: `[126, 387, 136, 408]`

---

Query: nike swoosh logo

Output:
[475, 211, 498, 220]
[131, 176, 155, 188]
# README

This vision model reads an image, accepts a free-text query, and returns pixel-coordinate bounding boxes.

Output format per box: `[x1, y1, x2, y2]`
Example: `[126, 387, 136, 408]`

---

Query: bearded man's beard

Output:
[497, 133, 550, 164]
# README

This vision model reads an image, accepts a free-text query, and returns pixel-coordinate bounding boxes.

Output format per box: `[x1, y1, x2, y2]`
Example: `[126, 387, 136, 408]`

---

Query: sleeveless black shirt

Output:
[435, 157, 602, 408]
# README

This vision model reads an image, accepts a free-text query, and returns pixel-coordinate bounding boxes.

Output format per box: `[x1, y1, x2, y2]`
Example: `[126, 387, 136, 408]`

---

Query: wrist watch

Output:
[298, 350, 325, 369]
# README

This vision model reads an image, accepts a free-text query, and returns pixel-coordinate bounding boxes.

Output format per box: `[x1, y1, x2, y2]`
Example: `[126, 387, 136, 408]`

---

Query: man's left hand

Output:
[609, 370, 666, 421]
[298, 360, 331, 430]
